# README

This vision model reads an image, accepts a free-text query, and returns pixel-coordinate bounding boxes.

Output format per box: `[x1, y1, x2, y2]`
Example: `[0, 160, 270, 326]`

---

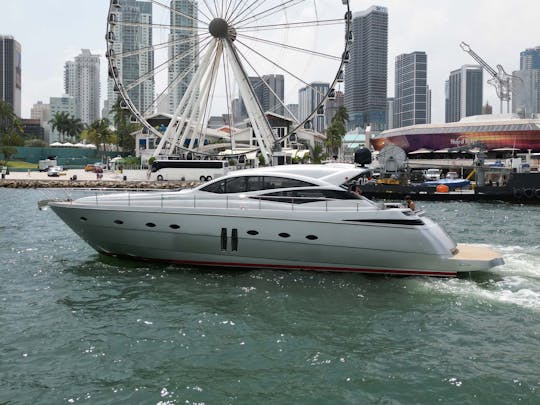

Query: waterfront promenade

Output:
[0, 169, 196, 189]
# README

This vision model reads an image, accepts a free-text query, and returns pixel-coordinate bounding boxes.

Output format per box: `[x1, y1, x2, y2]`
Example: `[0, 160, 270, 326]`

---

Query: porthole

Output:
[146, 222, 156, 228]
[278, 233, 290, 238]
[247, 230, 259, 236]
[169, 224, 180, 230]
[80, 217, 87, 222]
[306, 235, 318, 240]
[114, 220, 124, 225]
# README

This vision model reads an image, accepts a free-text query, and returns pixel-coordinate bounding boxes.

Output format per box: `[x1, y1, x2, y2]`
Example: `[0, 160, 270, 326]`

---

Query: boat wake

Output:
[422, 245, 540, 311]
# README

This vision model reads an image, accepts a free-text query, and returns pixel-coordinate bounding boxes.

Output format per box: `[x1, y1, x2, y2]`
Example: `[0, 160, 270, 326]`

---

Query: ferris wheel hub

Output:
[209, 18, 236, 41]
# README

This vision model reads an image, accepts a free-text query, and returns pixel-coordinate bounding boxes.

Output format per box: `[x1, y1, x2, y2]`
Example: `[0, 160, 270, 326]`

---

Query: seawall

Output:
[0, 179, 199, 189]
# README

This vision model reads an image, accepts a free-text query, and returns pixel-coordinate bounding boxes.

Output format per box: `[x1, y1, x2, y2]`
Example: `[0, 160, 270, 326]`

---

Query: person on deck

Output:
[404, 195, 415, 211]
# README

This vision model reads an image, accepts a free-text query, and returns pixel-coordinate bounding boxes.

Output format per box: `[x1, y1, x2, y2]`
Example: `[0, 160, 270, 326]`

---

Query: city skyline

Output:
[1, 0, 539, 125]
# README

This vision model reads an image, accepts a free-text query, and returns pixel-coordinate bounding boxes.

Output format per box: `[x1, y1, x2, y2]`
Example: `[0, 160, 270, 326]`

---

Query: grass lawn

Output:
[3, 161, 39, 169]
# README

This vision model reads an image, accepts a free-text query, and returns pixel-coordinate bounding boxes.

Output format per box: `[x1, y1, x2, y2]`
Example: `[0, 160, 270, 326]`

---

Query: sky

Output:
[1, 0, 539, 124]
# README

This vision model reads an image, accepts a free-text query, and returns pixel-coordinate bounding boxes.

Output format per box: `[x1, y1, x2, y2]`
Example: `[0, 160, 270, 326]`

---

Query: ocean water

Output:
[1, 188, 539, 404]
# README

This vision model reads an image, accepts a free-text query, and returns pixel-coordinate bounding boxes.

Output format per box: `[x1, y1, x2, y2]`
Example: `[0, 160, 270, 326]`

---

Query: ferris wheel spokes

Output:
[107, 0, 351, 162]
[154, 41, 219, 157]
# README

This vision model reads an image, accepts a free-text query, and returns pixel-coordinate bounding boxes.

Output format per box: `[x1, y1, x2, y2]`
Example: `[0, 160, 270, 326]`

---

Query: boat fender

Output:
[524, 188, 534, 198]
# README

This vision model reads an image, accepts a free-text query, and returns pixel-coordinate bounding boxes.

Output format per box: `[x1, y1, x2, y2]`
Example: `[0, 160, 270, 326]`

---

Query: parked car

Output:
[85, 162, 104, 172]
[446, 171, 459, 179]
[47, 166, 63, 177]
[425, 168, 441, 180]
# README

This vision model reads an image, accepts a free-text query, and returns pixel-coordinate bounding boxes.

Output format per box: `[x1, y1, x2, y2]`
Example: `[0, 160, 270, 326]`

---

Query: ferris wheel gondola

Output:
[106, 0, 352, 164]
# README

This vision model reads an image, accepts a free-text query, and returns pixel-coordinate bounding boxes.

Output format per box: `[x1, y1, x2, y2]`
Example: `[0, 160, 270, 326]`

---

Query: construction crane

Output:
[460, 42, 517, 114]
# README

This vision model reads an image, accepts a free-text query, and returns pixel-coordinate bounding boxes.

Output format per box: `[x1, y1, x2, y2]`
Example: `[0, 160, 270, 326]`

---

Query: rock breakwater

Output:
[0, 179, 200, 189]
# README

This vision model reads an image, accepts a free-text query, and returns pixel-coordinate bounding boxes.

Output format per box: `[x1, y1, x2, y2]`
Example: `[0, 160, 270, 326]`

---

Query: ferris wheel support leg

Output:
[187, 43, 223, 150]
[153, 41, 217, 158]
[192, 47, 224, 151]
[223, 39, 275, 165]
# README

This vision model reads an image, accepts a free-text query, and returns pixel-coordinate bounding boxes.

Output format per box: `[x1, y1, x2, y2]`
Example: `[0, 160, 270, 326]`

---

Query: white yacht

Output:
[43, 164, 504, 277]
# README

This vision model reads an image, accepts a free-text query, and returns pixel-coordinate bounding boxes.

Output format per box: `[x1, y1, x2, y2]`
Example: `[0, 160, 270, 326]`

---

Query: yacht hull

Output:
[49, 203, 503, 277]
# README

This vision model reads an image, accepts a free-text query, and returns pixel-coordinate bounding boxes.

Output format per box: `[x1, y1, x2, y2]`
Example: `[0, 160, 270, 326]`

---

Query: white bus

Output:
[149, 159, 229, 181]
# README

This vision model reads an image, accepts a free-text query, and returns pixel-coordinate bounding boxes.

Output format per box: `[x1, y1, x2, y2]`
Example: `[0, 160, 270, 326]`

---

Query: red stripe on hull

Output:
[101, 252, 457, 277]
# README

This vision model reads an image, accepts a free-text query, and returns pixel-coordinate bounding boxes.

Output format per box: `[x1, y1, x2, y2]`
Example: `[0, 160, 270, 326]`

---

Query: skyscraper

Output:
[386, 97, 394, 130]
[107, 0, 153, 118]
[520, 46, 540, 70]
[65, 50, 101, 125]
[298, 82, 330, 133]
[30, 101, 50, 124]
[0, 35, 22, 117]
[513, 45, 540, 117]
[64, 61, 77, 97]
[239, 74, 285, 117]
[168, 0, 198, 115]
[345, 6, 388, 131]
[49, 95, 77, 143]
[445, 65, 483, 123]
[394, 51, 430, 128]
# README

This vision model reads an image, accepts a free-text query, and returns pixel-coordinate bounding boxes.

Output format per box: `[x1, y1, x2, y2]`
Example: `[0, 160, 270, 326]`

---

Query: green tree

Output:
[48, 111, 70, 142]
[111, 99, 138, 153]
[309, 144, 327, 164]
[66, 116, 84, 142]
[81, 118, 113, 159]
[0, 100, 24, 165]
[324, 106, 348, 157]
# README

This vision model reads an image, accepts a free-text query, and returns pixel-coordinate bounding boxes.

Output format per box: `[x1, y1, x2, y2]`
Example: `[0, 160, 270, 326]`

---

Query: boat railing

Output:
[67, 191, 388, 213]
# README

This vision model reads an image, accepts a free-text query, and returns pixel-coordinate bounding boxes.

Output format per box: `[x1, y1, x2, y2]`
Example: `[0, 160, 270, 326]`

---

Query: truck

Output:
[39, 159, 57, 172]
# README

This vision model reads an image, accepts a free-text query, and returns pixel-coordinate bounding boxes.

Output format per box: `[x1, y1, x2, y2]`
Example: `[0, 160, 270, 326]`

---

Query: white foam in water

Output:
[423, 245, 540, 311]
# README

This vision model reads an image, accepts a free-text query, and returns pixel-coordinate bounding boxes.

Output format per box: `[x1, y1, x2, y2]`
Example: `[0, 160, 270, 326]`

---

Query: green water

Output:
[1, 189, 539, 404]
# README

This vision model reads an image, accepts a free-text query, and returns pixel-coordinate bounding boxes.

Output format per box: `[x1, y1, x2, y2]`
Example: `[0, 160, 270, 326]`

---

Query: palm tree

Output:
[110, 99, 138, 153]
[81, 118, 113, 158]
[66, 117, 84, 142]
[309, 144, 327, 164]
[0, 100, 24, 165]
[324, 106, 349, 157]
[48, 112, 70, 142]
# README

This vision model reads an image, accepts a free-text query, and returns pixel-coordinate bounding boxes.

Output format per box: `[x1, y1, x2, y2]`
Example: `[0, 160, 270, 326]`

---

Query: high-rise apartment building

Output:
[386, 97, 394, 130]
[513, 46, 540, 117]
[49, 95, 77, 143]
[394, 51, 430, 128]
[445, 65, 483, 123]
[64, 50, 101, 125]
[168, 0, 198, 115]
[0, 35, 22, 117]
[239, 74, 285, 118]
[30, 101, 50, 124]
[64, 61, 77, 97]
[285, 103, 299, 122]
[345, 6, 388, 131]
[512, 69, 540, 117]
[299, 82, 330, 133]
[520, 46, 540, 70]
[107, 0, 153, 119]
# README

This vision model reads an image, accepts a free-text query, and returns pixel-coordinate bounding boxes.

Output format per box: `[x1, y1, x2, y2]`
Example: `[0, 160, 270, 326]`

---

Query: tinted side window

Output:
[262, 176, 314, 189]
[225, 176, 247, 193]
[201, 179, 226, 193]
[247, 176, 263, 191]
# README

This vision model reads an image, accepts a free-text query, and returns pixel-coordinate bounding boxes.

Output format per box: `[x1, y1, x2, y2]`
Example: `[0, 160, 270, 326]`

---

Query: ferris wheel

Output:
[106, 0, 352, 164]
